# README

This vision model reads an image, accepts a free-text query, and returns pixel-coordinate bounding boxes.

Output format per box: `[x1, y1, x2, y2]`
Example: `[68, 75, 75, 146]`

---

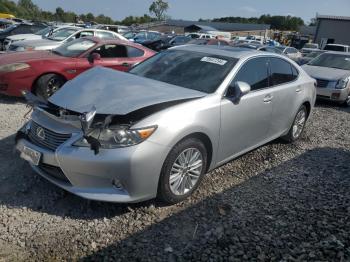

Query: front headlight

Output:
[335, 78, 349, 89]
[74, 125, 157, 149]
[0, 63, 30, 73]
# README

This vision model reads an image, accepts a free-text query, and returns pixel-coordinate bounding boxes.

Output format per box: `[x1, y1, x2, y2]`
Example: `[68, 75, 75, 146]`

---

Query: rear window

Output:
[130, 50, 238, 93]
[324, 45, 346, 52]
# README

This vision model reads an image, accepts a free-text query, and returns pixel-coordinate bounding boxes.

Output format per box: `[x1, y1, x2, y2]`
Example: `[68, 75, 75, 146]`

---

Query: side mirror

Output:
[88, 52, 101, 64]
[226, 81, 251, 103]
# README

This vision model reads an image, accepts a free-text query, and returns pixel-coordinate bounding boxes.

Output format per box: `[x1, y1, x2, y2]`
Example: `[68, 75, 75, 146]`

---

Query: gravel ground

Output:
[0, 95, 349, 262]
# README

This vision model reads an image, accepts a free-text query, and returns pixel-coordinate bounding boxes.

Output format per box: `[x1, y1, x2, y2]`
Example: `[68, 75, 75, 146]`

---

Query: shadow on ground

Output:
[80, 147, 350, 261]
[315, 100, 350, 114]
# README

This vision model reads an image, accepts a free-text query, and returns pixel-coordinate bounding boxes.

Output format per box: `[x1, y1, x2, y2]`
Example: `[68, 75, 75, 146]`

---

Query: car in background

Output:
[0, 18, 15, 31]
[275, 46, 302, 61]
[8, 27, 127, 52]
[142, 34, 191, 51]
[131, 31, 162, 44]
[188, 38, 230, 46]
[2, 25, 66, 51]
[236, 43, 284, 54]
[0, 22, 47, 50]
[186, 32, 215, 39]
[0, 37, 155, 99]
[297, 50, 326, 65]
[123, 31, 138, 40]
[301, 43, 319, 56]
[302, 52, 350, 106]
[15, 45, 316, 204]
[323, 44, 350, 52]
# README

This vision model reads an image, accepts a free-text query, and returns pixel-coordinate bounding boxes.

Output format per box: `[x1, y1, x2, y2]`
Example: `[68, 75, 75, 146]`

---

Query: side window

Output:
[76, 31, 94, 39]
[12, 25, 29, 34]
[95, 31, 115, 39]
[93, 44, 128, 58]
[291, 65, 299, 79]
[233, 57, 269, 91]
[269, 58, 296, 86]
[126, 46, 144, 57]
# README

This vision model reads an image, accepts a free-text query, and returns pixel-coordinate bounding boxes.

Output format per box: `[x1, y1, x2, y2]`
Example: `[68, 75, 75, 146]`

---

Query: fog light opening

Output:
[331, 93, 341, 99]
[112, 178, 124, 190]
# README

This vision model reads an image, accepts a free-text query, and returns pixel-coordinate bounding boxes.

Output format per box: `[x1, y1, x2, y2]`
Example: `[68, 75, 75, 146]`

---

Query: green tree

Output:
[149, 0, 169, 20]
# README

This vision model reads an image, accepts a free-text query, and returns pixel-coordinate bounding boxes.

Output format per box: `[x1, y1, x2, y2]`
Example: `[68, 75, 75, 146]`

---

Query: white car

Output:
[186, 33, 215, 39]
[3, 25, 66, 51]
[8, 27, 128, 52]
[276, 46, 302, 61]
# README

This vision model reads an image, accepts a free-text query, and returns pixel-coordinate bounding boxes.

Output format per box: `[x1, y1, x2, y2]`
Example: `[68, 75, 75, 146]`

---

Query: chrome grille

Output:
[28, 121, 71, 151]
[316, 79, 329, 88]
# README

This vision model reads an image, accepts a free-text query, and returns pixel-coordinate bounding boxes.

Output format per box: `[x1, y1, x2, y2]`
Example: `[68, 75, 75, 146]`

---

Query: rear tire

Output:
[282, 105, 308, 143]
[157, 138, 207, 204]
[35, 74, 66, 100]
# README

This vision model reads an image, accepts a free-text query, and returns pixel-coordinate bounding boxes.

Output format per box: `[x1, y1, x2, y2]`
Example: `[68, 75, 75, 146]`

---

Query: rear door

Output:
[218, 57, 273, 163]
[267, 57, 302, 138]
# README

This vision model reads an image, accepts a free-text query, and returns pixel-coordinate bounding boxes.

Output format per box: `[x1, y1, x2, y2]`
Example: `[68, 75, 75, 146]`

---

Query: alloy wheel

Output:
[292, 109, 306, 139]
[46, 77, 61, 97]
[169, 148, 203, 196]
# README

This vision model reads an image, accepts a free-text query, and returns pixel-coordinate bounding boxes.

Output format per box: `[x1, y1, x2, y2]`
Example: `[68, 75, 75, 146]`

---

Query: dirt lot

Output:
[0, 95, 349, 262]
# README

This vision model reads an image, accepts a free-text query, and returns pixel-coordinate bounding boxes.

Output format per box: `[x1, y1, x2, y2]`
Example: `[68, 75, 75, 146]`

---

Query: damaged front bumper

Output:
[15, 110, 170, 203]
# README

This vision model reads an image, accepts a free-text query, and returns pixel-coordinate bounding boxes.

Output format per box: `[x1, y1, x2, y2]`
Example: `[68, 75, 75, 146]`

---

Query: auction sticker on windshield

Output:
[201, 57, 228, 66]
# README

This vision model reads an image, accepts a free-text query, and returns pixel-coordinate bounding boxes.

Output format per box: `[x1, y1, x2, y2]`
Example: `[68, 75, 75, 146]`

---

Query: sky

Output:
[26, 0, 350, 23]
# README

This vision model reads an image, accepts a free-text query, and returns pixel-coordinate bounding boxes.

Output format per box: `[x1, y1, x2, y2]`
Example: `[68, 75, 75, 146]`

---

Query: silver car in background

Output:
[8, 27, 127, 51]
[302, 52, 350, 106]
[15, 46, 316, 204]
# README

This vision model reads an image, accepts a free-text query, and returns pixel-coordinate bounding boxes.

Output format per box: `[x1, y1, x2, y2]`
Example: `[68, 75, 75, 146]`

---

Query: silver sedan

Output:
[16, 45, 316, 204]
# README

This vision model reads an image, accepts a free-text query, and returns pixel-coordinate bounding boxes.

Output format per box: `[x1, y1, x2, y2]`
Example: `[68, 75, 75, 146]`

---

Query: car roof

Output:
[326, 44, 349, 47]
[321, 51, 350, 55]
[80, 36, 151, 49]
[173, 45, 267, 59]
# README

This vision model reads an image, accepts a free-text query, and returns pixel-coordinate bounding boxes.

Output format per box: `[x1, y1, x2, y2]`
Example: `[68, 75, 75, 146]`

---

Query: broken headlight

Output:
[74, 125, 157, 148]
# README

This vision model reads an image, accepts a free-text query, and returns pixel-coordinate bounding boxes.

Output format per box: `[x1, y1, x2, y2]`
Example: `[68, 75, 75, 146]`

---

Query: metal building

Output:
[314, 15, 350, 47]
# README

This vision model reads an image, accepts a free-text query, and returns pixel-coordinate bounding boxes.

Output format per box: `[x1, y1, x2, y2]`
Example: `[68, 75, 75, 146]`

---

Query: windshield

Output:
[53, 38, 96, 57]
[35, 26, 53, 36]
[305, 51, 323, 58]
[48, 27, 79, 41]
[1, 24, 16, 33]
[130, 50, 238, 93]
[308, 53, 350, 70]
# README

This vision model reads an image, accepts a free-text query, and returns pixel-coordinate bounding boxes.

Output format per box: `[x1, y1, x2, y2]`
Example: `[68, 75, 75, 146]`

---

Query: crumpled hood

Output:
[302, 64, 350, 80]
[49, 67, 206, 115]
[13, 38, 59, 48]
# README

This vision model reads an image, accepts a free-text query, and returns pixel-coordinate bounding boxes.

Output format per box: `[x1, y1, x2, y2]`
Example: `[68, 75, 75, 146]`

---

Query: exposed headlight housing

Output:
[335, 77, 349, 89]
[0, 63, 30, 73]
[74, 125, 157, 148]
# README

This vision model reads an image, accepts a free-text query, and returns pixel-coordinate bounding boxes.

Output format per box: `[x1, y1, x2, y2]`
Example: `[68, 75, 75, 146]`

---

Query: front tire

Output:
[282, 105, 308, 143]
[157, 138, 207, 204]
[35, 74, 66, 100]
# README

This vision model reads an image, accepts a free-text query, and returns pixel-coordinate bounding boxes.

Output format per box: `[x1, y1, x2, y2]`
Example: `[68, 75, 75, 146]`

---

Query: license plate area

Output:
[20, 146, 41, 166]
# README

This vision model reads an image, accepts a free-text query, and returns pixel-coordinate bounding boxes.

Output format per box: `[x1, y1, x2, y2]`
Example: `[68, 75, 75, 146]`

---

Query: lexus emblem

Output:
[36, 127, 45, 140]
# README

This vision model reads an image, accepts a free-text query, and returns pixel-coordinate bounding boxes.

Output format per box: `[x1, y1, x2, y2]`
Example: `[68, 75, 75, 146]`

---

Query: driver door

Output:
[218, 57, 273, 164]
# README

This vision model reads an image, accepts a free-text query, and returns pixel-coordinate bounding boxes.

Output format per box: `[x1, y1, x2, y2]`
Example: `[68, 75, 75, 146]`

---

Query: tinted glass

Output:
[233, 57, 269, 91]
[12, 25, 31, 34]
[308, 53, 350, 70]
[269, 58, 296, 86]
[94, 44, 128, 58]
[127, 46, 144, 57]
[130, 50, 238, 93]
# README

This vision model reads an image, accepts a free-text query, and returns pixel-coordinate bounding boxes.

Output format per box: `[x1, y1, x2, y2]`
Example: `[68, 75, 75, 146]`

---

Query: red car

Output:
[0, 37, 155, 99]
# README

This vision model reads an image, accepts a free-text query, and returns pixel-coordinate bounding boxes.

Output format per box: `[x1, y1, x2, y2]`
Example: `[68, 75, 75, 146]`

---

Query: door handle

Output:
[263, 94, 273, 103]
[296, 87, 302, 93]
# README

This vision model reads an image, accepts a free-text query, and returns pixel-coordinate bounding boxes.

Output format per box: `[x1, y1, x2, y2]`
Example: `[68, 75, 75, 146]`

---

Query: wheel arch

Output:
[31, 72, 68, 94]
